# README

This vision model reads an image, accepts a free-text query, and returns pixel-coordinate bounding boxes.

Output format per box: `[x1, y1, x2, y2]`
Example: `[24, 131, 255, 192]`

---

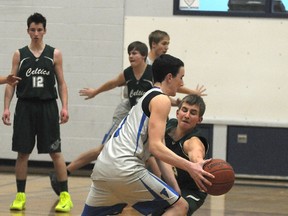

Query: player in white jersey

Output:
[81, 54, 214, 216]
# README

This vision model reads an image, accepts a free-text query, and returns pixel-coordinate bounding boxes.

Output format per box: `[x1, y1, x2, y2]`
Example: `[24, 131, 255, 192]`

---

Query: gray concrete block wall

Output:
[0, 0, 125, 161]
[124, 0, 173, 16]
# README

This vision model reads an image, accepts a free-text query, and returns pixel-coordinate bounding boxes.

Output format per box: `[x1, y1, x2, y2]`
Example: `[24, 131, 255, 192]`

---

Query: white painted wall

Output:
[123, 16, 288, 127]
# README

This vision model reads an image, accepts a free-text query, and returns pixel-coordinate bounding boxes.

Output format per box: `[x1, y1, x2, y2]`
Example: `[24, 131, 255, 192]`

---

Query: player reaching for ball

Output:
[81, 54, 213, 216]
[154, 94, 210, 215]
[202, 158, 235, 196]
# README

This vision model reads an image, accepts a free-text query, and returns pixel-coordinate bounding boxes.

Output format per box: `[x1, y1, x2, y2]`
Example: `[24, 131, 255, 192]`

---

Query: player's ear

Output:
[166, 73, 173, 81]
[198, 116, 203, 123]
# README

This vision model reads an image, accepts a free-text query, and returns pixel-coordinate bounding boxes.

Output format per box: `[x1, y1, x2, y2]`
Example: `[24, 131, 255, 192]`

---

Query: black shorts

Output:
[152, 188, 207, 216]
[181, 188, 207, 215]
[12, 99, 61, 154]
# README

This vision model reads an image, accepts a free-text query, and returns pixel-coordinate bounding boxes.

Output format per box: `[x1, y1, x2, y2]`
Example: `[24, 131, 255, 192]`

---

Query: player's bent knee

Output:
[49, 152, 62, 160]
[174, 198, 189, 215]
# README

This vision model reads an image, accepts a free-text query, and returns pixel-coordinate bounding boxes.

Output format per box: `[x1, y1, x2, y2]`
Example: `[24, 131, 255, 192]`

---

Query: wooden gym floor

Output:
[0, 167, 288, 216]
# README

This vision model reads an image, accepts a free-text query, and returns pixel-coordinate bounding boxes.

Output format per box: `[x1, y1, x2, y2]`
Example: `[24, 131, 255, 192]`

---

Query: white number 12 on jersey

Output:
[32, 76, 44, 88]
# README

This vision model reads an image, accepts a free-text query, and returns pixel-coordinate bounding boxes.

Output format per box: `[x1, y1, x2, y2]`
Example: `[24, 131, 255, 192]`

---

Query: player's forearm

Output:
[4, 85, 15, 110]
[0, 76, 7, 84]
[158, 160, 180, 193]
[94, 80, 119, 96]
[178, 85, 207, 96]
[150, 142, 192, 174]
[189, 150, 205, 163]
[58, 82, 68, 110]
[177, 86, 194, 94]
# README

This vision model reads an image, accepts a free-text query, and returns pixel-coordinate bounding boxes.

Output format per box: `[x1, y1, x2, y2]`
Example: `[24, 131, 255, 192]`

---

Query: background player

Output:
[2, 12, 73, 212]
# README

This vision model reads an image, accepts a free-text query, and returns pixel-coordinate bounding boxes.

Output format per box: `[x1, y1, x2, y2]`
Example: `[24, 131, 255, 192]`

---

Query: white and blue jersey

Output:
[92, 87, 162, 181]
[82, 87, 181, 216]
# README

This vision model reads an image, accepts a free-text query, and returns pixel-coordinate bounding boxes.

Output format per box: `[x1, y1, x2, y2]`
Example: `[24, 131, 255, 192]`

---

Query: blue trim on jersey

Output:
[151, 172, 179, 196]
[134, 113, 147, 155]
[132, 172, 180, 215]
[101, 122, 116, 144]
[113, 115, 128, 138]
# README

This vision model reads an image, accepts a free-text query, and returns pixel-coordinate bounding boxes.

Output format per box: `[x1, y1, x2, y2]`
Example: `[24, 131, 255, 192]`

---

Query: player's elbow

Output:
[148, 144, 160, 159]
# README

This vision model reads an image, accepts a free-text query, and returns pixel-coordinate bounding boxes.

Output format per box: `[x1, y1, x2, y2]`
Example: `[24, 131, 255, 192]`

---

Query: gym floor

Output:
[0, 167, 287, 216]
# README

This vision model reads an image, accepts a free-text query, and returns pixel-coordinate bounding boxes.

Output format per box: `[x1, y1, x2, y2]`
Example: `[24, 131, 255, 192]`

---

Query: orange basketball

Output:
[203, 159, 235, 196]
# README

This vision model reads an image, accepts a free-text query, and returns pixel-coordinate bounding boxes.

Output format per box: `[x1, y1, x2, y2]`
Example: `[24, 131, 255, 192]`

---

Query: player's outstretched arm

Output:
[178, 84, 207, 96]
[0, 74, 21, 85]
[0, 76, 5, 84]
[184, 137, 206, 163]
[79, 72, 126, 100]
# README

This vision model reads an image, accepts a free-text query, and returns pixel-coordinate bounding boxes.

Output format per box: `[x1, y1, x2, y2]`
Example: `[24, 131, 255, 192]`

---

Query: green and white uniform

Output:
[101, 65, 153, 144]
[165, 118, 209, 215]
[12, 45, 61, 154]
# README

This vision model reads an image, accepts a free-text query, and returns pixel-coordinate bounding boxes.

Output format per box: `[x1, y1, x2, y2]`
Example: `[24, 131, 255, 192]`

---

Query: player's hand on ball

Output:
[187, 159, 215, 192]
[203, 158, 235, 196]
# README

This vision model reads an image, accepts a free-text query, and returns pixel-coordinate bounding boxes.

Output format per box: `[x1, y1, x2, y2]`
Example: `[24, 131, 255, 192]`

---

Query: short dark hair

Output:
[152, 54, 184, 83]
[178, 94, 206, 117]
[27, 13, 47, 29]
[148, 30, 170, 49]
[127, 41, 148, 60]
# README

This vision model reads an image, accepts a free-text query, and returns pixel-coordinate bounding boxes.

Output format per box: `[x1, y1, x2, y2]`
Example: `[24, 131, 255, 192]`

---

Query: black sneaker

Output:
[49, 172, 60, 196]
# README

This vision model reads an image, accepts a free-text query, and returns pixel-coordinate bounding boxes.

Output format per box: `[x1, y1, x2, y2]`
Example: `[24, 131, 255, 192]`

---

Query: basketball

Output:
[203, 159, 235, 196]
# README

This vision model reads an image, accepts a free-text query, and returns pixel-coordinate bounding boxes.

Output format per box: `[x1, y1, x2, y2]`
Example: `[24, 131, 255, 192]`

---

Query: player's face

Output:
[153, 36, 170, 57]
[169, 66, 184, 96]
[128, 49, 145, 67]
[176, 102, 202, 130]
[27, 22, 46, 42]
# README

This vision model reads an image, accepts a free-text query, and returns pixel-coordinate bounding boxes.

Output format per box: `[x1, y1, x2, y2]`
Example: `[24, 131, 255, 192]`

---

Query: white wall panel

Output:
[124, 16, 288, 127]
